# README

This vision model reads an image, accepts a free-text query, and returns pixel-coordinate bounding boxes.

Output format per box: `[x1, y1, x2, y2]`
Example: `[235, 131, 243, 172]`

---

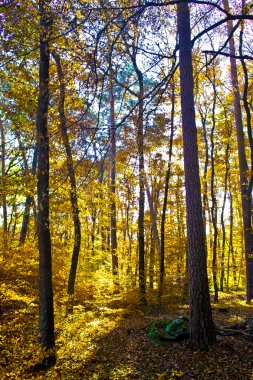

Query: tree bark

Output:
[222, 0, 253, 303]
[109, 66, 119, 279]
[145, 180, 161, 257]
[160, 83, 175, 299]
[220, 144, 230, 292]
[124, 35, 147, 303]
[19, 145, 37, 245]
[52, 51, 81, 295]
[37, 0, 54, 348]
[177, 1, 215, 350]
[209, 72, 219, 303]
[137, 70, 146, 303]
[0, 119, 8, 246]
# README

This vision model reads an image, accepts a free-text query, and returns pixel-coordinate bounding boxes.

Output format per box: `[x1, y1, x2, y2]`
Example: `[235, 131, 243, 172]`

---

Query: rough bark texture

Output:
[222, 0, 253, 302]
[177, 1, 216, 350]
[52, 51, 81, 295]
[37, 0, 54, 348]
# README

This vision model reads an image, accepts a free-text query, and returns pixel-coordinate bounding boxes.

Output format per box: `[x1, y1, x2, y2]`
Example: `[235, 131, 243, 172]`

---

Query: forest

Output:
[1, 0, 253, 379]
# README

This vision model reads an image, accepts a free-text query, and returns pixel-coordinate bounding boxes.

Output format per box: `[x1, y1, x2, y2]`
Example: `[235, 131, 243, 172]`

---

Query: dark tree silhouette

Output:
[177, 1, 216, 350]
[37, 0, 54, 348]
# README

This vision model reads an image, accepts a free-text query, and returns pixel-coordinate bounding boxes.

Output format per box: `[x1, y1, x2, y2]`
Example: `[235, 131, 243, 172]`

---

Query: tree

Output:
[121, 23, 147, 303]
[222, 0, 253, 303]
[109, 65, 119, 281]
[37, 0, 54, 349]
[0, 119, 8, 245]
[19, 144, 37, 245]
[52, 51, 82, 296]
[177, 1, 216, 350]
[159, 82, 175, 299]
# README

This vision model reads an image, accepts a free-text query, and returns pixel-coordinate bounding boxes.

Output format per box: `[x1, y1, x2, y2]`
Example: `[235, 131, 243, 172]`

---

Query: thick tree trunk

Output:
[109, 66, 119, 280]
[52, 51, 81, 295]
[177, 1, 215, 350]
[37, 0, 54, 349]
[222, 0, 253, 303]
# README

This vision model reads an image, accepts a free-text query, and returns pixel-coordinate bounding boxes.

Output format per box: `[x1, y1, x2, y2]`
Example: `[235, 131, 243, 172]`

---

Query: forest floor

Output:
[1, 252, 253, 379]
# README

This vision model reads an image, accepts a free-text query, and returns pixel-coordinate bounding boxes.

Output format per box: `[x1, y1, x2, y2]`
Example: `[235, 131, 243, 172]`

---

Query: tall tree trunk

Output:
[52, 51, 81, 295]
[0, 119, 7, 247]
[222, 0, 253, 303]
[177, 1, 215, 350]
[220, 144, 230, 292]
[160, 82, 175, 299]
[126, 43, 146, 303]
[239, 28, 253, 217]
[37, 0, 54, 349]
[137, 70, 146, 304]
[122, 28, 146, 302]
[109, 66, 119, 280]
[210, 74, 219, 303]
[199, 107, 210, 253]
[227, 185, 234, 291]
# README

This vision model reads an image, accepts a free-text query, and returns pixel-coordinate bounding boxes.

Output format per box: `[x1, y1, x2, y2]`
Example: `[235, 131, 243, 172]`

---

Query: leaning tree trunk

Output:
[177, 1, 216, 350]
[222, 0, 253, 303]
[36, 0, 54, 349]
[52, 51, 81, 295]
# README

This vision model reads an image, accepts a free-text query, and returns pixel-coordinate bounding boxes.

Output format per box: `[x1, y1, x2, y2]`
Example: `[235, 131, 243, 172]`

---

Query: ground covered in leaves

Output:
[1, 248, 253, 379]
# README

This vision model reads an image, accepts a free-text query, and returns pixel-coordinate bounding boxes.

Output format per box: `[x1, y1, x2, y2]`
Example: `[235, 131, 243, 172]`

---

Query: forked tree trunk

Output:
[177, 1, 215, 350]
[52, 51, 81, 295]
[222, 0, 253, 303]
[37, 0, 54, 348]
